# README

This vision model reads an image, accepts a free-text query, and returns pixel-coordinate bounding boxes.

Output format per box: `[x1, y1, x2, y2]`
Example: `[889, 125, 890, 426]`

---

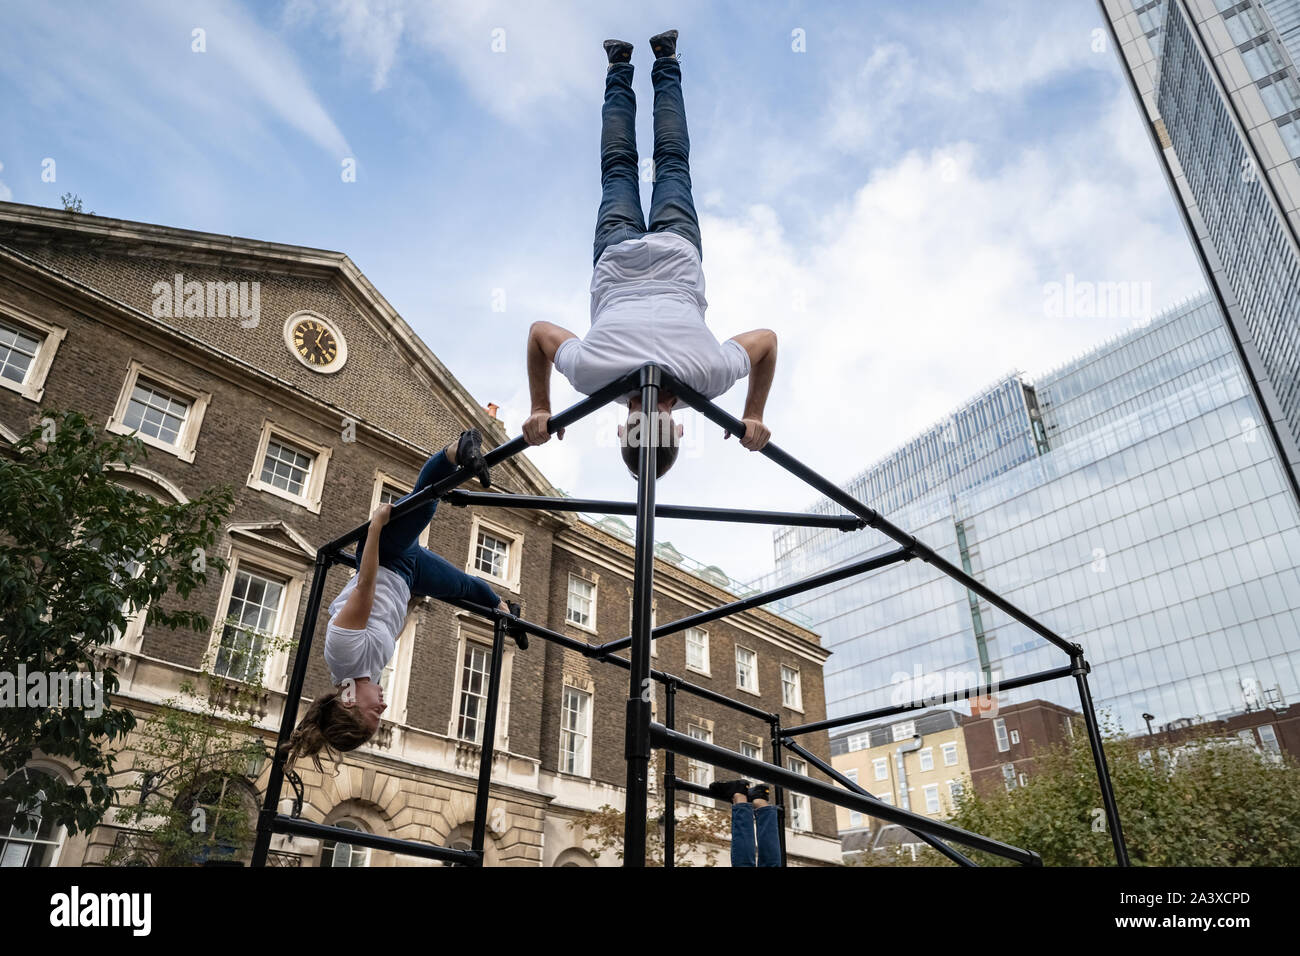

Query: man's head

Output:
[618, 394, 684, 479]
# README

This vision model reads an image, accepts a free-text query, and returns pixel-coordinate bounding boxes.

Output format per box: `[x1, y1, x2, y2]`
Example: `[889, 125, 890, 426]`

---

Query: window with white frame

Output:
[1009, 729, 1020, 745]
[994, 718, 1010, 752]
[560, 686, 592, 777]
[467, 515, 522, 592]
[376, 616, 416, 726]
[106, 362, 210, 462]
[873, 757, 888, 781]
[845, 768, 859, 785]
[372, 475, 430, 549]
[566, 574, 596, 630]
[0, 309, 65, 403]
[247, 422, 330, 513]
[1259, 724, 1281, 756]
[739, 739, 762, 762]
[923, 784, 940, 814]
[876, 791, 893, 805]
[456, 642, 493, 744]
[687, 724, 713, 806]
[941, 742, 958, 766]
[918, 747, 934, 772]
[0, 767, 65, 866]
[685, 627, 709, 674]
[847, 732, 870, 751]
[322, 820, 370, 867]
[1018, 771, 1028, 788]
[214, 566, 287, 683]
[1002, 763, 1017, 791]
[849, 810, 863, 828]
[735, 645, 758, 693]
[787, 757, 810, 831]
[780, 664, 802, 710]
[948, 779, 964, 802]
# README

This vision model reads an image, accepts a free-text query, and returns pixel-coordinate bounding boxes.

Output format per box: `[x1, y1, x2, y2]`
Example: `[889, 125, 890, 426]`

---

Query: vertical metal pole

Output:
[1074, 656, 1130, 866]
[253, 552, 330, 867]
[663, 680, 677, 868]
[623, 365, 661, 867]
[770, 718, 789, 866]
[469, 615, 508, 866]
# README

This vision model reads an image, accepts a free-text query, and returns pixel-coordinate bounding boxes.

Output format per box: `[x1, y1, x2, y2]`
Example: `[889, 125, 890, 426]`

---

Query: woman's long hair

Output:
[278, 688, 373, 773]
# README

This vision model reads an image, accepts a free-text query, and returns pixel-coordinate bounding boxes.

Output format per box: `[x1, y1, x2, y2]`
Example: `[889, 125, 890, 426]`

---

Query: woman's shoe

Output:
[456, 429, 491, 489]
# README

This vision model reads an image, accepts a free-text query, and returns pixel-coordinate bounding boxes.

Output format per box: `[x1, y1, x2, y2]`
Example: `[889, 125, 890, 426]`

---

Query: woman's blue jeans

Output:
[731, 803, 781, 867]
[593, 56, 702, 266]
[356, 450, 501, 610]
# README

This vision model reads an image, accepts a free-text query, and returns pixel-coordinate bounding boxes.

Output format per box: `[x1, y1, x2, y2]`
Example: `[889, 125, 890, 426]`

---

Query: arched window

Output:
[174, 774, 256, 865]
[321, 820, 370, 867]
[0, 768, 65, 867]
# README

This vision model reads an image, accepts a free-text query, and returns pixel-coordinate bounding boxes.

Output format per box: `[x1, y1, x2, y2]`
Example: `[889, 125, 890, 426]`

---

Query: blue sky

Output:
[1, 0, 1207, 582]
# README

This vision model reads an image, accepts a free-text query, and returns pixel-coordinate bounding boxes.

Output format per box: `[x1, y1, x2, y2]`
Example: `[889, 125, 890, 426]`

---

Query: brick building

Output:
[0, 201, 839, 866]
[960, 699, 1078, 796]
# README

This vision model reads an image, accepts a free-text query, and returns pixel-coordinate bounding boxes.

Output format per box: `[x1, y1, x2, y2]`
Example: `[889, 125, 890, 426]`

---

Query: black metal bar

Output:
[448, 597, 780, 722]
[322, 370, 640, 555]
[599, 547, 912, 654]
[670, 777, 713, 798]
[272, 815, 479, 865]
[651, 722, 1041, 865]
[663, 681, 677, 869]
[469, 616, 508, 866]
[770, 717, 789, 866]
[442, 488, 865, 530]
[1073, 657, 1130, 866]
[659, 369, 1079, 658]
[624, 365, 661, 867]
[780, 736, 975, 867]
[253, 551, 330, 867]
[783, 663, 1077, 737]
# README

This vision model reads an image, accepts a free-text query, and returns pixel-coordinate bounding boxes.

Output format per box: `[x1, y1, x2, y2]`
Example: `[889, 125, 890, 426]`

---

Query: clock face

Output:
[292, 319, 339, 368]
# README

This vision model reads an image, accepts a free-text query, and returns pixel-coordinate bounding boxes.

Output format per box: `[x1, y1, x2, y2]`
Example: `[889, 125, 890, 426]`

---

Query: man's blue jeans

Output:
[356, 450, 501, 609]
[731, 803, 781, 867]
[593, 56, 702, 266]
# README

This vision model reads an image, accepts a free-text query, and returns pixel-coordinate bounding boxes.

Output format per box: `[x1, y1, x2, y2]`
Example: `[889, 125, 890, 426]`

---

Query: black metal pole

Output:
[770, 717, 789, 866]
[783, 663, 1076, 737]
[253, 550, 332, 867]
[780, 736, 975, 866]
[1073, 655, 1130, 866]
[469, 615, 508, 866]
[273, 815, 479, 865]
[599, 547, 912, 654]
[624, 364, 661, 867]
[663, 680, 677, 869]
[443, 489, 865, 530]
[651, 722, 1041, 865]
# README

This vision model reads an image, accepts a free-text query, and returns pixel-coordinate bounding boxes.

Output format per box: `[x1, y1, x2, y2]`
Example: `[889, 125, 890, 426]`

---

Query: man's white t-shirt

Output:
[555, 232, 750, 401]
[322, 566, 411, 685]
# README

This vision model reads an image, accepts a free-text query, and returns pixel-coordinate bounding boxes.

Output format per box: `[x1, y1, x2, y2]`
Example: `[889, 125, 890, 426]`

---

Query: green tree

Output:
[0, 410, 233, 834]
[105, 623, 287, 866]
[854, 718, 1300, 867]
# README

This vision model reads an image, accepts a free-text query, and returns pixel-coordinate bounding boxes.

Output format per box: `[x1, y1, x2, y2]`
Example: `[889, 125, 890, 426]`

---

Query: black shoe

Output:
[456, 429, 491, 489]
[747, 783, 771, 803]
[604, 39, 633, 66]
[649, 30, 678, 59]
[707, 779, 750, 802]
[505, 601, 528, 649]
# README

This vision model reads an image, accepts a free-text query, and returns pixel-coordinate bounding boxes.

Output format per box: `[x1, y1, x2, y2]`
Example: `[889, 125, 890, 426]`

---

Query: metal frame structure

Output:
[252, 363, 1129, 868]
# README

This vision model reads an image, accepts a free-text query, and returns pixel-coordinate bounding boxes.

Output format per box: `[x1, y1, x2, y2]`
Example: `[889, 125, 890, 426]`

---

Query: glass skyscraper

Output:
[761, 293, 1300, 736]
[1102, 0, 1300, 506]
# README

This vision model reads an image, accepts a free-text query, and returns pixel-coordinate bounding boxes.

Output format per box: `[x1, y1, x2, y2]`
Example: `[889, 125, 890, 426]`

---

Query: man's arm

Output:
[523, 321, 579, 445]
[333, 504, 391, 630]
[726, 329, 778, 451]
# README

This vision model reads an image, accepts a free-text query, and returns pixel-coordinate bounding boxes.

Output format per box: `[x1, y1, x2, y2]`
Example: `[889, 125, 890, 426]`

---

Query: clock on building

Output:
[283, 312, 347, 373]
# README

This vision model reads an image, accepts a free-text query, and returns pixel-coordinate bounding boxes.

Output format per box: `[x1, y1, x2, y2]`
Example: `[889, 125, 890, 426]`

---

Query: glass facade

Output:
[1157, 0, 1300, 443]
[761, 293, 1300, 736]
